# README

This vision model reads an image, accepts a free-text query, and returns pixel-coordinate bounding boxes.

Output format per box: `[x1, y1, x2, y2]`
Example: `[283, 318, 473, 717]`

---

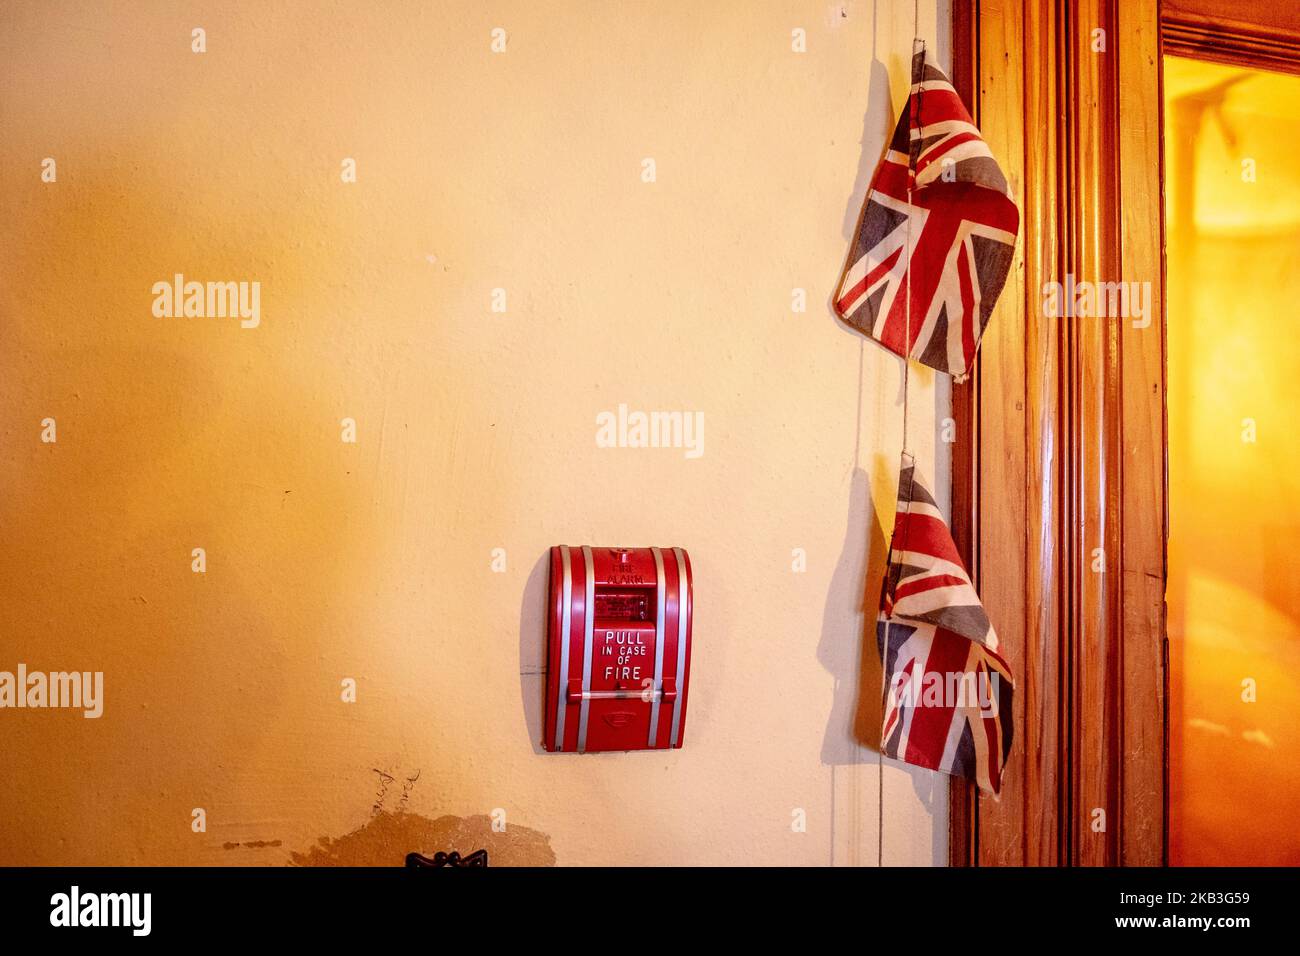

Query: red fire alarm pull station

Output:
[544, 546, 693, 753]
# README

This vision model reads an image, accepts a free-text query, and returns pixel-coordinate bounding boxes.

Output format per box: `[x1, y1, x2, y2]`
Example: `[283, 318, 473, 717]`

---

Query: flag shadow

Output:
[816, 460, 893, 766]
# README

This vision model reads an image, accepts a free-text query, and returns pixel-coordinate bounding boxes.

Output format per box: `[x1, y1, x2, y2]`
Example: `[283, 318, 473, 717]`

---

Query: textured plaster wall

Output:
[0, 0, 950, 866]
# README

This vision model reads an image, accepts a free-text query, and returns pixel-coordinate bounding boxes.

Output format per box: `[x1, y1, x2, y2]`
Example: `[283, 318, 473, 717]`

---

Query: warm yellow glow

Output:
[0, 1, 949, 865]
[1166, 55, 1300, 866]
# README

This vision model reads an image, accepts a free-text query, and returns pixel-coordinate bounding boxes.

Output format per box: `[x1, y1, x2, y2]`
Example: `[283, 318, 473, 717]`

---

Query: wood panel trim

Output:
[949, 0, 1166, 866]
[948, 0, 979, 870]
[1163, 0, 1300, 75]
[1119, 0, 1169, 868]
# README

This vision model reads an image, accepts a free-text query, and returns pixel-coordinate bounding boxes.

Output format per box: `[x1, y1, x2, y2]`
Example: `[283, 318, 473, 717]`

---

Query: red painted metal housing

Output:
[543, 546, 693, 753]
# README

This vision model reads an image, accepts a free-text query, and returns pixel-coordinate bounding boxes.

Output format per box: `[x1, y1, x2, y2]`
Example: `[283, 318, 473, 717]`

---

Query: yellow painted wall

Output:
[0, 0, 950, 866]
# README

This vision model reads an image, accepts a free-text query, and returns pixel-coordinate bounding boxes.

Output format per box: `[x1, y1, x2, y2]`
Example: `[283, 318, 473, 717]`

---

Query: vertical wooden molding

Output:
[1067, 0, 1124, 867]
[948, 0, 979, 869]
[950, 0, 1165, 866]
[971, 0, 1031, 868]
[1020, 0, 1067, 868]
[1117, 0, 1168, 868]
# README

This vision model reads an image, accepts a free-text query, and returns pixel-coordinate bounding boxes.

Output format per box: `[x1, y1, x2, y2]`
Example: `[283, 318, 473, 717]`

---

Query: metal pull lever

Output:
[567, 679, 677, 703]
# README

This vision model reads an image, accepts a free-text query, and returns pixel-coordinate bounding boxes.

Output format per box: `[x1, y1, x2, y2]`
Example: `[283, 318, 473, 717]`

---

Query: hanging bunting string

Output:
[902, 34, 922, 459]
[880, 0, 924, 868]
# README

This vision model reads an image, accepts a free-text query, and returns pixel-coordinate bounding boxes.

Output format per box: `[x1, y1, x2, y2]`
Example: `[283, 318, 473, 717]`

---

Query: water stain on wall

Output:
[289, 812, 556, 867]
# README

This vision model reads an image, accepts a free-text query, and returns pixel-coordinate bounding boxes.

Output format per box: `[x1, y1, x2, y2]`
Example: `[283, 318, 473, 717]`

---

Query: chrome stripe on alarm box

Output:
[554, 546, 573, 752]
[670, 547, 689, 747]
[647, 547, 667, 747]
[576, 545, 595, 753]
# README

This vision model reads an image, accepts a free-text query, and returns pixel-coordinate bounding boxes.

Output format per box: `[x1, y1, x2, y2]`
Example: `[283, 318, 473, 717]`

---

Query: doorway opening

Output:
[1164, 55, 1300, 866]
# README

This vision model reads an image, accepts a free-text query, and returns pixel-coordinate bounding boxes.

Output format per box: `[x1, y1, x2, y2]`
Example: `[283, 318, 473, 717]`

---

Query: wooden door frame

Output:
[1162, 1, 1300, 74]
[947, 0, 1166, 866]
[948, 0, 1300, 868]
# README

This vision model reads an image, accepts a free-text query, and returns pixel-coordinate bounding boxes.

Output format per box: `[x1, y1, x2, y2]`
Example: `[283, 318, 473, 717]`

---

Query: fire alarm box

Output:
[543, 546, 693, 753]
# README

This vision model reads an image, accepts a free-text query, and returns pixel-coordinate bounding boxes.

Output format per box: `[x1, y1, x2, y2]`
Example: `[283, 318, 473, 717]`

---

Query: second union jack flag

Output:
[877, 454, 1014, 794]
[835, 41, 1018, 380]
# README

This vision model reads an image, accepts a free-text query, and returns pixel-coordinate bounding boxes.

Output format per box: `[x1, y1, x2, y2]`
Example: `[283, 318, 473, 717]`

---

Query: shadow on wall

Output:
[839, 56, 897, 246]
[815, 458, 950, 862]
[817, 462, 888, 766]
[517, 550, 549, 753]
[818, 49, 897, 768]
[819, 32, 951, 856]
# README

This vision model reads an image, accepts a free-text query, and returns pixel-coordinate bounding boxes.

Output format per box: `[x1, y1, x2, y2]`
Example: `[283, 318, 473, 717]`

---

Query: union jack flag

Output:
[877, 454, 1014, 794]
[835, 41, 1018, 380]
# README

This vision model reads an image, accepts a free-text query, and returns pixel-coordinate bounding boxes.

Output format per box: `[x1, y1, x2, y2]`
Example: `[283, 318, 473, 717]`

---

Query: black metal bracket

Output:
[404, 849, 489, 868]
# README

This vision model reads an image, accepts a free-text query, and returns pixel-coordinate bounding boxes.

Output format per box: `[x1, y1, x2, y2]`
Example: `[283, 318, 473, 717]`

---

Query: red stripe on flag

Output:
[893, 513, 964, 567]
[876, 215, 956, 356]
[977, 658, 1006, 793]
[835, 245, 903, 315]
[883, 657, 915, 742]
[957, 237, 976, 367]
[913, 88, 975, 129]
[916, 131, 983, 176]
[911, 182, 1019, 235]
[872, 160, 912, 201]
[901, 628, 972, 770]
[893, 573, 970, 601]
